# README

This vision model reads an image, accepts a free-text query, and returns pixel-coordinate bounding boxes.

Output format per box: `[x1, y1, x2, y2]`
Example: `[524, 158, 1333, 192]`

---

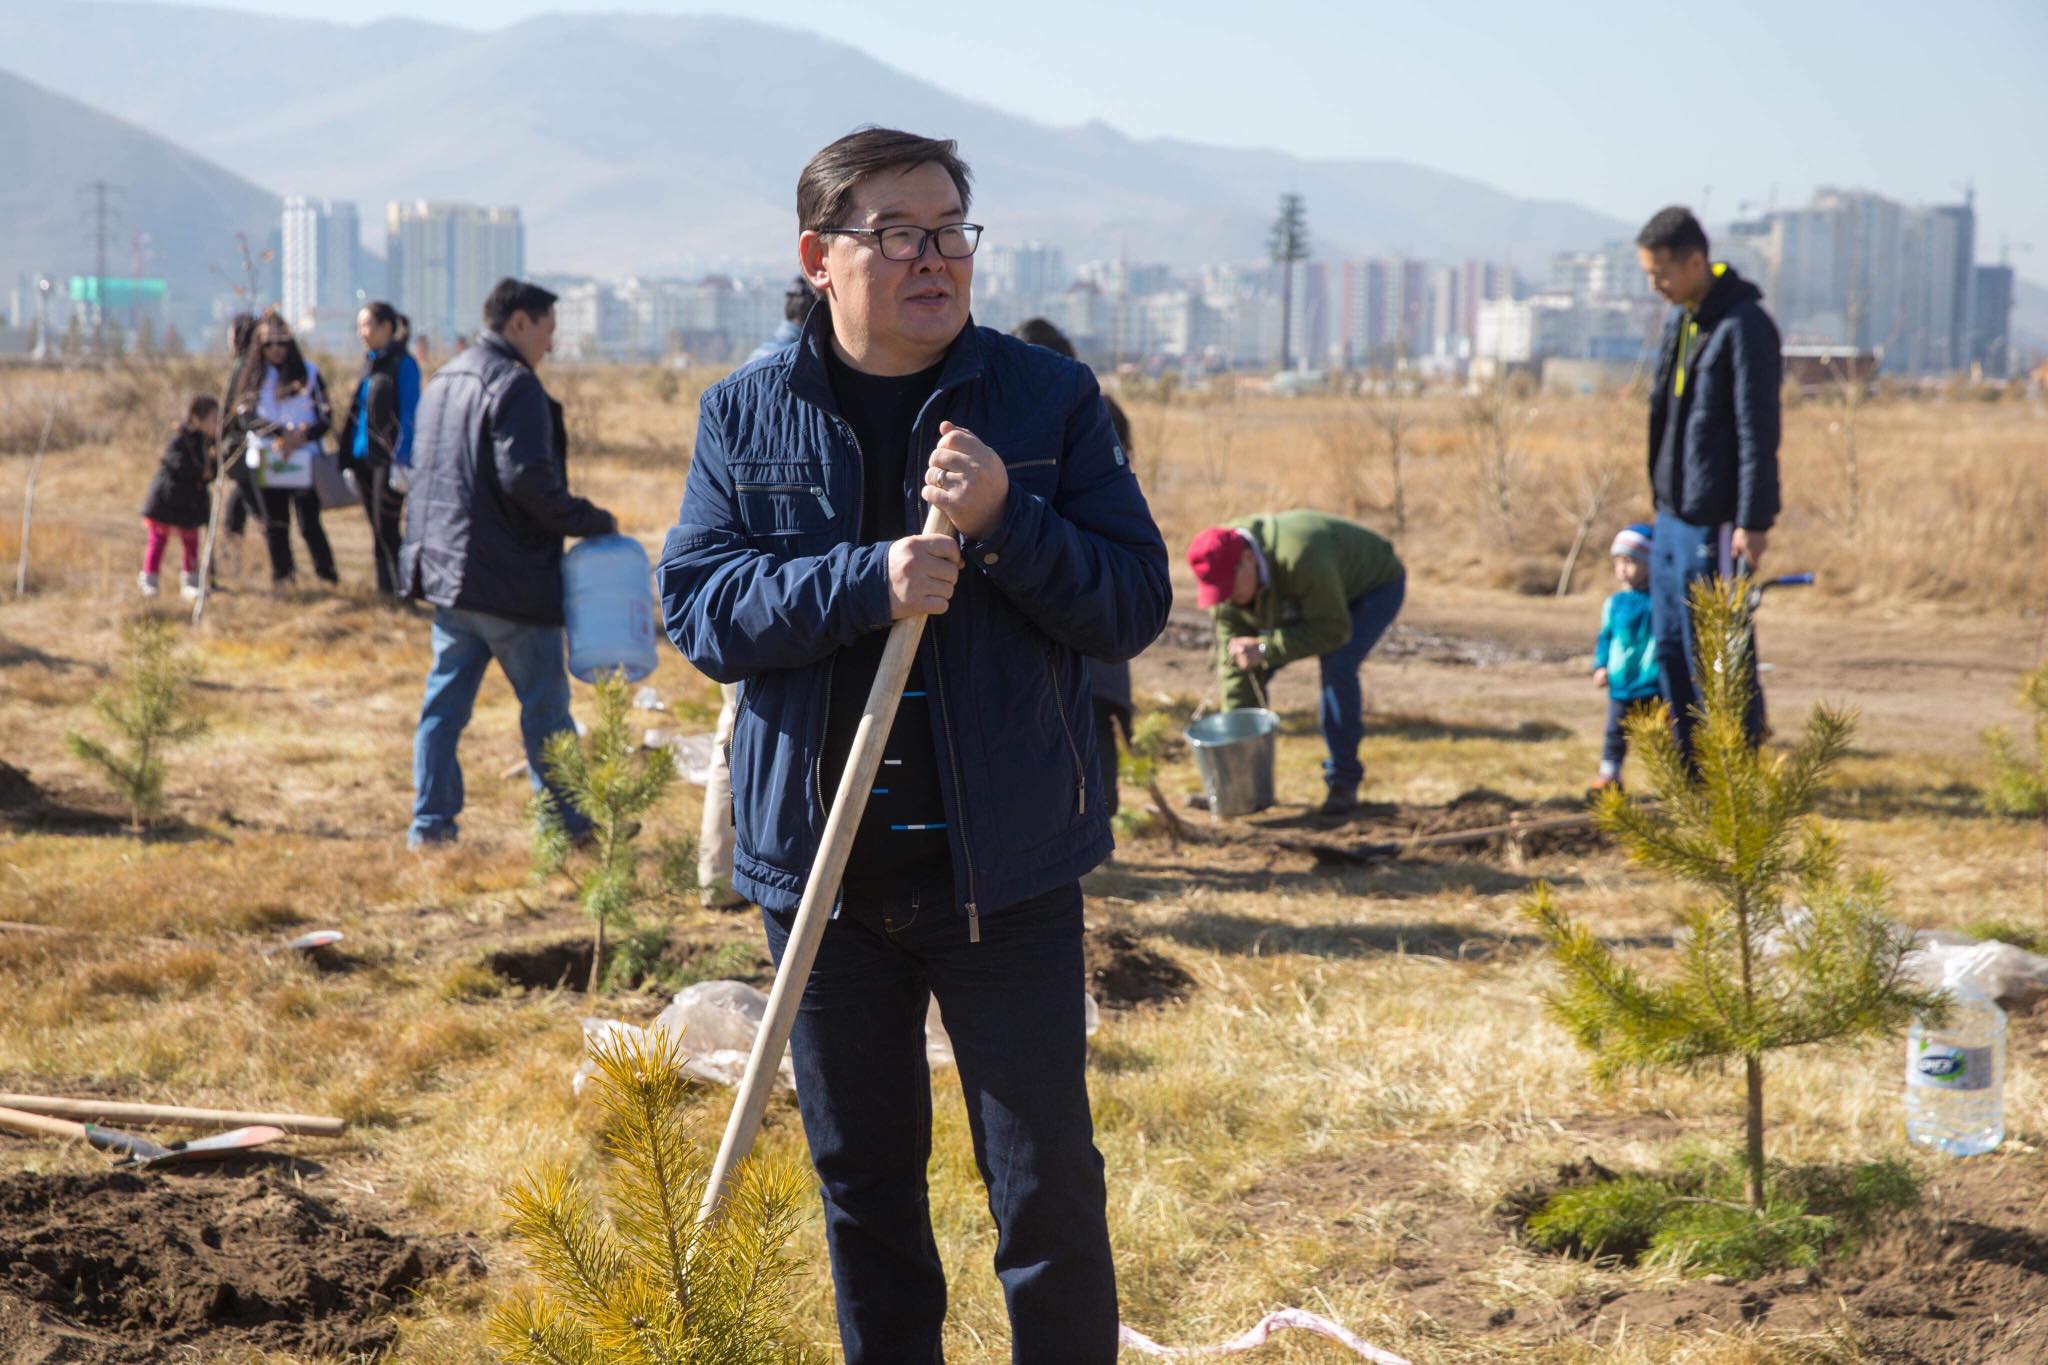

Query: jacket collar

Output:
[476, 329, 530, 371]
[786, 301, 985, 413]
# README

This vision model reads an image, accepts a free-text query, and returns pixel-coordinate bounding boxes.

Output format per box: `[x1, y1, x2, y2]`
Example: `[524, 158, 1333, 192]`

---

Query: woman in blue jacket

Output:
[337, 301, 420, 597]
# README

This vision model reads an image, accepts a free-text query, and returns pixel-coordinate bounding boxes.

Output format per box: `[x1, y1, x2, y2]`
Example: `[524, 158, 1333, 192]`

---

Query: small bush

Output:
[1523, 1150, 1921, 1278]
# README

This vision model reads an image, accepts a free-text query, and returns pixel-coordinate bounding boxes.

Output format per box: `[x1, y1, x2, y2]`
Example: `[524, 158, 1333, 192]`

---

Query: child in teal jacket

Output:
[1593, 523, 1658, 787]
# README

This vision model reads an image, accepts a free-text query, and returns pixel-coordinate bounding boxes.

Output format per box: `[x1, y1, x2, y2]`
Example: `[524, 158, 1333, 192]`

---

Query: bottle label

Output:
[1907, 1040, 1996, 1091]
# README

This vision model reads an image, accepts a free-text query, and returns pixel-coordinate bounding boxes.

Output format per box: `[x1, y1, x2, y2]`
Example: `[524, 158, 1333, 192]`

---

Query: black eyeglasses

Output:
[817, 223, 983, 262]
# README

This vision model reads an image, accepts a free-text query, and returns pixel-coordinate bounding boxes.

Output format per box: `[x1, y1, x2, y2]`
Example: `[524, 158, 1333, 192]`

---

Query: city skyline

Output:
[119, 0, 2048, 286]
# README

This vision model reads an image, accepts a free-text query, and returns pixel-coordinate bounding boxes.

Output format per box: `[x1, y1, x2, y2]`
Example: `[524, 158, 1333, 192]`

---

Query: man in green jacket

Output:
[1188, 512, 1405, 813]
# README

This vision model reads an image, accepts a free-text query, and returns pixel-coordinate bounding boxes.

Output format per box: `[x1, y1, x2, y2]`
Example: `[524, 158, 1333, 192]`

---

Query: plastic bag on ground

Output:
[576, 980, 1102, 1092]
[643, 729, 718, 785]
[1902, 937, 2048, 1009]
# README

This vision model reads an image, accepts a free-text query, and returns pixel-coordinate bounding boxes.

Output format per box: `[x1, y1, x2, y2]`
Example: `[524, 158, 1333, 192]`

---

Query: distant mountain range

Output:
[0, 67, 278, 333]
[0, 2, 1629, 278]
[0, 1, 2039, 359]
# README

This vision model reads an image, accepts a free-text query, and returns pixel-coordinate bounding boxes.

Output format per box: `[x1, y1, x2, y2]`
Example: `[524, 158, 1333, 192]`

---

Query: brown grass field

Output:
[1, 356, 2046, 1363]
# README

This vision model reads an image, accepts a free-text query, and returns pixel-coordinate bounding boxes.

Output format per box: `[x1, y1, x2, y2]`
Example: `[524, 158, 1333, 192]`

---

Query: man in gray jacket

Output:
[400, 277, 617, 848]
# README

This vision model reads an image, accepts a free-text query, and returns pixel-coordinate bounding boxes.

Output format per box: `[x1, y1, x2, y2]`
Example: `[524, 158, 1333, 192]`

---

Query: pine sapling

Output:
[541, 670, 676, 993]
[66, 616, 207, 831]
[1526, 576, 1942, 1211]
[1983, 660, 2048, 913]
[491, 1029, 814, 1365]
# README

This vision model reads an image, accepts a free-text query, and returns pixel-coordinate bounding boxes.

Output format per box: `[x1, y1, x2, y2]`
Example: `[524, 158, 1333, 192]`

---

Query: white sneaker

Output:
[179, 571, 202, 600]
[138, 571, 160, 598]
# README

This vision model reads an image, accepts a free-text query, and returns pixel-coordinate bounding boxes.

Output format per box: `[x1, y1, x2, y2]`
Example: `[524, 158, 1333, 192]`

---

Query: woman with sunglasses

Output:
[228, 309, 338, 586]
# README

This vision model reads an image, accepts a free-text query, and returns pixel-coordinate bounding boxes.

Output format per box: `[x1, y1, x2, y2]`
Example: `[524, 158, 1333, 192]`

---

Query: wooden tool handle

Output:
[0, 1104, 85, 1142]
[697, 504, 955, 1231]
[0, 1094, 345, 1137]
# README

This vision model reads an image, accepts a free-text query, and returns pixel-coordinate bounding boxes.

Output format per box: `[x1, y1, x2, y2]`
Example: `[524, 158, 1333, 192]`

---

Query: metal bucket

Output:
[1185, 708, 1279, 817]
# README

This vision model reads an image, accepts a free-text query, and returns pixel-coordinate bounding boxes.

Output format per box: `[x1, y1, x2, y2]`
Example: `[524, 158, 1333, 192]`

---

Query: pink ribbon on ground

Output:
[1118, 1308, 1413, 1362]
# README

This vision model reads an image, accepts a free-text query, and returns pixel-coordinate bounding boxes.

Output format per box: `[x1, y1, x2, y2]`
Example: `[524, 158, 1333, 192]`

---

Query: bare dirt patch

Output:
[0, 760, 125, 836]
[1237, 1134, 2048, 1357]
[1084, 926, 1194, 1010]
[0, 1169, 479, 1363]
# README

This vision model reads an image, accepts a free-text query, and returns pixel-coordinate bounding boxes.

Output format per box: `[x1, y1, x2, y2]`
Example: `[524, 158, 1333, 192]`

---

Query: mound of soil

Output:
[0, 1170, 477, 1362]
[0, 761, 123, 835]
[485, 937, 593, 990]
[1085, 927, 1194, 1009]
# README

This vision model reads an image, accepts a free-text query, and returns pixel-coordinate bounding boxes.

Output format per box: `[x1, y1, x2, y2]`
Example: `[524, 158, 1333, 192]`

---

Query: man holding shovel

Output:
[660, 128, 1169, 1364]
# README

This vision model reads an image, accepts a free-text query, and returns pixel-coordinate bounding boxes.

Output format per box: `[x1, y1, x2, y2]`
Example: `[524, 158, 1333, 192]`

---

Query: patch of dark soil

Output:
[485, 937, 594, 990]
[1255, 787, 1607, 865]
[0, 1170, 480, 1363]
[1084, 927, 1193, 1009]
[654, 934, 772, 988]
[0, 761, 125, 836]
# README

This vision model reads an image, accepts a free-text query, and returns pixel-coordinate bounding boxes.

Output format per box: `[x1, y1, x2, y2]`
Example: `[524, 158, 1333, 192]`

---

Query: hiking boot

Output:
[138, 571, 160, 598]
[1318, 787, 1359, 816]
[179, 570, 202, 600]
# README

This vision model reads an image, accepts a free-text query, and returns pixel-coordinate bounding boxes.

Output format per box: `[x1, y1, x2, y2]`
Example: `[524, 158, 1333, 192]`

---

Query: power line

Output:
[79, 180, 125, 360]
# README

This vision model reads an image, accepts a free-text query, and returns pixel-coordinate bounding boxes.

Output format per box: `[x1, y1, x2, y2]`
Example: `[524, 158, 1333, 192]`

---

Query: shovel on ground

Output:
[695, 505, 954, 1232]
[0, 1104, 287, 1169]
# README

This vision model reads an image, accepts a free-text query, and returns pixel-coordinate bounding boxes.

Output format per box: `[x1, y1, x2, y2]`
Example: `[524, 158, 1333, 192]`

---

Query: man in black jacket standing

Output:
[1636, 206, 1782, 759]
[400, 278, 617, 848]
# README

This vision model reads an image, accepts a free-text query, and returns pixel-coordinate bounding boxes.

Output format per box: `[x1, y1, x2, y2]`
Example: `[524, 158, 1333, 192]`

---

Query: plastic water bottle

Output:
[563, 534, 658, 683]
[1904, 964, 2006, 1156]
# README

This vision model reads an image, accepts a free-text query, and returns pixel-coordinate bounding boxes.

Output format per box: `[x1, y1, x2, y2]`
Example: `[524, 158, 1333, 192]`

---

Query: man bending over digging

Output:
[658, 127, 1170, 1364]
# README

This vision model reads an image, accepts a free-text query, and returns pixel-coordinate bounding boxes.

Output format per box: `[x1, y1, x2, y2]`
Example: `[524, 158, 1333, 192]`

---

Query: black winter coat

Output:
[336, 344, 404, 471]
[398, 331, 611, 625]
[140, 429, 214, 527]
[1646, 264, 1782, 531]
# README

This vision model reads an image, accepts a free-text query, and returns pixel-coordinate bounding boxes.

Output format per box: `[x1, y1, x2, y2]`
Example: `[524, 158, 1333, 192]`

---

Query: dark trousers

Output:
[1601, 695, 1659, 778]
[1649, 511, 1764, 763]
[1093, 702, 1126, 820]
[259, 487, 336, 584]
[357, 463, 405, 595]
[761, 881, 1117, 1364]
[1318, 572, 1405, 793]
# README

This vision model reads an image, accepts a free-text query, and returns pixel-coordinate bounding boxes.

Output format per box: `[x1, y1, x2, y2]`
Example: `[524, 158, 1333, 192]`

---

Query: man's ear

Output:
[798, 232, 832, 297]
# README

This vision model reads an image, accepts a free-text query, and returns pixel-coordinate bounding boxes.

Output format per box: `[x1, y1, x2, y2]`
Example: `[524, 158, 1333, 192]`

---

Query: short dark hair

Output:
[1012, 317, 1074, 358]
[185, 393, 219, 424]
[483, 278, 558, 332]
[1636, 206, 1709, 258]
[784, 278, 817, 324]
[797, 127, 973, 234]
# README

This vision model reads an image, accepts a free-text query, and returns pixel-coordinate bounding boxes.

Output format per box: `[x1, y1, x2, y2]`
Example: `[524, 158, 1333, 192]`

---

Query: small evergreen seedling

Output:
[66, 616, 207, 832]
[542, 670, 676, 993]
[491, 1029, 813, 1365]
[1526, 577, 1941, 1211]
[1983, 660, 2048, 912]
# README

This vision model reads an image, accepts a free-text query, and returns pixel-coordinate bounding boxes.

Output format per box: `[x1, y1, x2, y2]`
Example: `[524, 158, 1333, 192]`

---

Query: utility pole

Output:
[80, 180, 124, 361]
[1268, 193, 1309, 373]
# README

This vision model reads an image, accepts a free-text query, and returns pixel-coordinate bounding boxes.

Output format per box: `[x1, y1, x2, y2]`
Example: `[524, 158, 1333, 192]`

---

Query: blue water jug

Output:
[563, 534, 658, 683]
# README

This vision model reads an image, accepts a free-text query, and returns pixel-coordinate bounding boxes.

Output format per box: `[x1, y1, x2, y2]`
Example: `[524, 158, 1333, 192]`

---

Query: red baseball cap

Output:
[1187, 527, 1246, 608]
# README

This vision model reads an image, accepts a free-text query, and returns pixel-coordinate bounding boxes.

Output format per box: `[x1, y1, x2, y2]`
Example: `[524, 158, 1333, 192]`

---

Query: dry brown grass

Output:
[0, 360, 2043, 1363]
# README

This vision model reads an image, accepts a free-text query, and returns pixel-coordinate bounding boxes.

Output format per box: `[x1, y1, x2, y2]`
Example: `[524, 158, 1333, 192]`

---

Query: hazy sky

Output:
[137, 0, 2048, 275]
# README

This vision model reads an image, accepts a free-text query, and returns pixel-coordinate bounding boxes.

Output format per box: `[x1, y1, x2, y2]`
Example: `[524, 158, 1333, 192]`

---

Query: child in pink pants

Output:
[139, 395, 221, 599]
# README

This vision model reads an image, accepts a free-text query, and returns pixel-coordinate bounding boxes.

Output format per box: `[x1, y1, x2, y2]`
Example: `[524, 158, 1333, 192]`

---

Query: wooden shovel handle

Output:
[0, 1094, 344, 1137]
[0, 1104, 84, 1142]
[696, 504, 954, 1231]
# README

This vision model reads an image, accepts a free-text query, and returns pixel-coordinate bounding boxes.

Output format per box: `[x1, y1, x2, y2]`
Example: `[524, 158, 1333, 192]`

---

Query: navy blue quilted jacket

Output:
[658, 309, 1170, 926]
[1646, 264, 1783, 532]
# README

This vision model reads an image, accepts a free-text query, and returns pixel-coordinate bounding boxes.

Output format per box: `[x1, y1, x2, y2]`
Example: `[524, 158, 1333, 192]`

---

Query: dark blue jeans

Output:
[1649, 512, 1765, 764]
[1317, 572, 1406, 793]
[761, 881, 1116, 1364]
[1601, 695, 1659, 779]
[410, 605, 589, 845]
